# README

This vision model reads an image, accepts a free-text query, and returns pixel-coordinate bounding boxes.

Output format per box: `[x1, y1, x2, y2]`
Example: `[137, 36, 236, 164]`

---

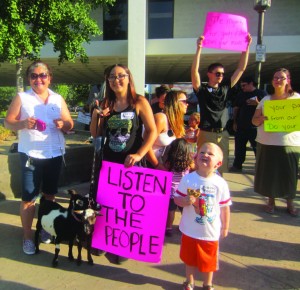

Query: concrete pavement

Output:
[0, 139, 299, 290]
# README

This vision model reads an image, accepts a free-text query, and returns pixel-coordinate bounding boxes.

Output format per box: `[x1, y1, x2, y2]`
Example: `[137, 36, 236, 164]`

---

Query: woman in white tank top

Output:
[147, 90, 189, 168]
[4, 61, 73, 255]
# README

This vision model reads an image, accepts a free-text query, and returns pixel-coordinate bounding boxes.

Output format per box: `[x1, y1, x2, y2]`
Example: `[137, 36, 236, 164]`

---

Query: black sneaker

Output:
[229, 166, 242, 173]
[116, 255, 128, 265]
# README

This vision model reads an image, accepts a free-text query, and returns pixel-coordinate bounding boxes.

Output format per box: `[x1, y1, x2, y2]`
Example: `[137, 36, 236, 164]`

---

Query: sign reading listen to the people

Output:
[264, 99, 300, 132]
[203, 12, 248, 51]
[92, 161, 172, 263]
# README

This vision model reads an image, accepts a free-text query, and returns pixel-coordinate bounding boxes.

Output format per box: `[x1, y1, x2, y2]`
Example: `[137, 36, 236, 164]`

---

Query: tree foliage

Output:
[0, 87, 16, 114]
[0, 0, 115, 64]
[53, 84, 91, 107]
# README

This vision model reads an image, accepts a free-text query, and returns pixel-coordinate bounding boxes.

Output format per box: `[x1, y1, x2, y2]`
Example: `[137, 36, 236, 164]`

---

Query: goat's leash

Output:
[88, 110, 105, 207]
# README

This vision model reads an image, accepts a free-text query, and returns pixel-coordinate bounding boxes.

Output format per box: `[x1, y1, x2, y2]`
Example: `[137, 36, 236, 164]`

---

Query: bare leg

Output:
[203, 271, 214, 287]
[20, 201, 36, 240]
[265, 197, 275, 214]
[268, 197, 275, 206]
[166, 210, 175, 229]
[185, 264, 197, 285]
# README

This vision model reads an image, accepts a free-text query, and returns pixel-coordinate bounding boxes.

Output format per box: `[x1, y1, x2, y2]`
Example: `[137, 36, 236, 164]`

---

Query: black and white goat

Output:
[35, 189, 101, 267]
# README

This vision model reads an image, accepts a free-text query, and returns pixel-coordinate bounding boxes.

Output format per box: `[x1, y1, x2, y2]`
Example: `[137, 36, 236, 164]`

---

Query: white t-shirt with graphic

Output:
[175, 171, 231, 241]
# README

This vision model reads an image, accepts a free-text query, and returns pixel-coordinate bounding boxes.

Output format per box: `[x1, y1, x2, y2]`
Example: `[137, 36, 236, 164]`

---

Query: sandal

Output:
[287, 206, 298, 217]
[264, 204, 275, 214]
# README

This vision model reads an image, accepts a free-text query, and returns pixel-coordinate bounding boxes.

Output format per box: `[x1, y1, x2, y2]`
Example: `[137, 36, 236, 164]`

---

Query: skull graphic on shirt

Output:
[107, 115, 132, 152]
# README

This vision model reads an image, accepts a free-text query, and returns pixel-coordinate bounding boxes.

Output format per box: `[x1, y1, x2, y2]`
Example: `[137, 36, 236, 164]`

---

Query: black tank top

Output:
[102, 106, 143, 164]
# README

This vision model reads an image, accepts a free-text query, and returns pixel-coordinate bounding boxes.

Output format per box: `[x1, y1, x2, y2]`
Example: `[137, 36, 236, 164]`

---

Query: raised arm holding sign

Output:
[191, 12, 252, 173]
[203, 12, 249, 52]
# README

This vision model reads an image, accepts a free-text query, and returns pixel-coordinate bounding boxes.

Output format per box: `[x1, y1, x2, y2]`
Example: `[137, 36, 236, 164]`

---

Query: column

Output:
[128, 0, 146, 96]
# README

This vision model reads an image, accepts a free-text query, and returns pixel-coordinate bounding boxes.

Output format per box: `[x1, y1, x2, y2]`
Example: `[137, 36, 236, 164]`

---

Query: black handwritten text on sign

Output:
[92, 161, 172, 263]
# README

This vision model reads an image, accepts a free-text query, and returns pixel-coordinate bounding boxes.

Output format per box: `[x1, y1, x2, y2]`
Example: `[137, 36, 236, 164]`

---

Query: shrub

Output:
[0, 125, 15, 141]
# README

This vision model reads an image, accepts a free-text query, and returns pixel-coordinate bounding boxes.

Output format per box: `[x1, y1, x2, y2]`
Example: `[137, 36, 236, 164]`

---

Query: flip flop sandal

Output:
[264, 204, 275, 214]
[287, 207, 298, 217]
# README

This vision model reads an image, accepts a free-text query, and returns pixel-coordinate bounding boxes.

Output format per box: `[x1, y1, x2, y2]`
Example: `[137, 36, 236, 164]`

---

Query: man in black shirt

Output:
[229, 76, 267, 172]
[191, 34, 252, 173]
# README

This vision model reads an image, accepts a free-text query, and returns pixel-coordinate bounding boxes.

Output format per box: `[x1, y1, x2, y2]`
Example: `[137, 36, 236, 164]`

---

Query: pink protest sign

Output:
[92, 161, 172, 263]
[203, 12, 248, 52]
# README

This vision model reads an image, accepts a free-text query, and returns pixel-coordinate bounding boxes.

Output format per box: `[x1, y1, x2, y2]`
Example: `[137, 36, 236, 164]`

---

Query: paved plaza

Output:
[0, 140, 299, 290]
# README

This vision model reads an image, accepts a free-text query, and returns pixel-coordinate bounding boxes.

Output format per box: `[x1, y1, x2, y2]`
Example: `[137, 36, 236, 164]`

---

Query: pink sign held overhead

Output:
[92, 161, 172, 263]
[203, 12, 248, 52]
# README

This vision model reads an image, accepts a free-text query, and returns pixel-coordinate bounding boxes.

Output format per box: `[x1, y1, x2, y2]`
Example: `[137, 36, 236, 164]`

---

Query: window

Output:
[148, 0, 174, 39]
[103, 0, 128, 40]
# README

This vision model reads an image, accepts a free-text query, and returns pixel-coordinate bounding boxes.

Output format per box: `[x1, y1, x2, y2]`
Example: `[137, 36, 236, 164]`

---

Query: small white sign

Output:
[256, 44, 266, 62]
[77, 112, 91, 125]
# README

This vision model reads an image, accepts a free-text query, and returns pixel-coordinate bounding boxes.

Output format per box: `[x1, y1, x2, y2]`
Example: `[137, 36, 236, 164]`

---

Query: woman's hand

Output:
[197, 36, 205, 49]
[24, 117, 37, 130]
[53, 118, 64, 129]
[124, 153, 142, 167]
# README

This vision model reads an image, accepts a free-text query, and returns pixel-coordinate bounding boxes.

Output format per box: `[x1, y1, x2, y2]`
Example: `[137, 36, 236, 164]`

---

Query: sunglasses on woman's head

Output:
[179, 99, 188, 104]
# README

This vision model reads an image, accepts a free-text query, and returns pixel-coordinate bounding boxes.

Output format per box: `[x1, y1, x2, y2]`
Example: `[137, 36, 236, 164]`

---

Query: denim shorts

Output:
[20, 153, 62, 202]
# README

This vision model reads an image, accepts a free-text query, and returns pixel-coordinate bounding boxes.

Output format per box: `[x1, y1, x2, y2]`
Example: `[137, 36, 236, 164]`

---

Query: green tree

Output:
[0, 0, 115, 92]
[53, 84, 91, 107]
[0, 87, 16, 116]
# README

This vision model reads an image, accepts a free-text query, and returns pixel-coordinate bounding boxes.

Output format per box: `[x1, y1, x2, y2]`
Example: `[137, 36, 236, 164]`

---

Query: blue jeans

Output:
[20, 153, 62, 202]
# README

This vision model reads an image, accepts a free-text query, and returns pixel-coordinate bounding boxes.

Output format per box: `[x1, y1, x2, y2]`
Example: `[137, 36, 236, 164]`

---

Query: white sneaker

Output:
[23, 240, 35, 255]
[41, 229, 52, 244]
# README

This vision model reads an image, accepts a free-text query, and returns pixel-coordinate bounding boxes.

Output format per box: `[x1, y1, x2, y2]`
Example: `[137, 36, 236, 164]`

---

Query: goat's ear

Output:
[95, 211, 102, 216]
[73, 210, 84, 214]
[67, 189, 77, 196]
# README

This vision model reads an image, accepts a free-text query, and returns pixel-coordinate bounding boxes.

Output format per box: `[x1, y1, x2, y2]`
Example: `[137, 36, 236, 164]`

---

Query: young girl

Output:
[164, 138, 195, 236]
[185, 112, 200, 144]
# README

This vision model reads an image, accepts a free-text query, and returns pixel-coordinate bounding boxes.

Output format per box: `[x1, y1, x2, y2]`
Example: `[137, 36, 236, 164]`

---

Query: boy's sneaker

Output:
[41, 229, 52, 244]
[202, 285, 215, 290]
[182, 281, 194, 290]
[23, 240, 35, 255]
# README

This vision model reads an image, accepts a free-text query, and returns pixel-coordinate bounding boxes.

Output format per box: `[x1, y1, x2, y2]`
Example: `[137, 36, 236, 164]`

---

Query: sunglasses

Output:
[273, 77, 286, 81]
[214, 72, 224, 77]
[30, 73, 48, 80]
[179, 99, 188, 104]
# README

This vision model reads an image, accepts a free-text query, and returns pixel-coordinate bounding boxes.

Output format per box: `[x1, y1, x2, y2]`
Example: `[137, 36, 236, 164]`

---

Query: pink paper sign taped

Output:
[92, 161, 172, 263]
[203, 12, 248, 52]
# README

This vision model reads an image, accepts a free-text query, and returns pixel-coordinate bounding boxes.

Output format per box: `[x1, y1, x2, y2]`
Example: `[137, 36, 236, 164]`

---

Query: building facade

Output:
[1, 0, 300, 93]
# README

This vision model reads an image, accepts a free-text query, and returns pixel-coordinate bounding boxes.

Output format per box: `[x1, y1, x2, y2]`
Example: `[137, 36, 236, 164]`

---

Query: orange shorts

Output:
[180, 234, 219, 272]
